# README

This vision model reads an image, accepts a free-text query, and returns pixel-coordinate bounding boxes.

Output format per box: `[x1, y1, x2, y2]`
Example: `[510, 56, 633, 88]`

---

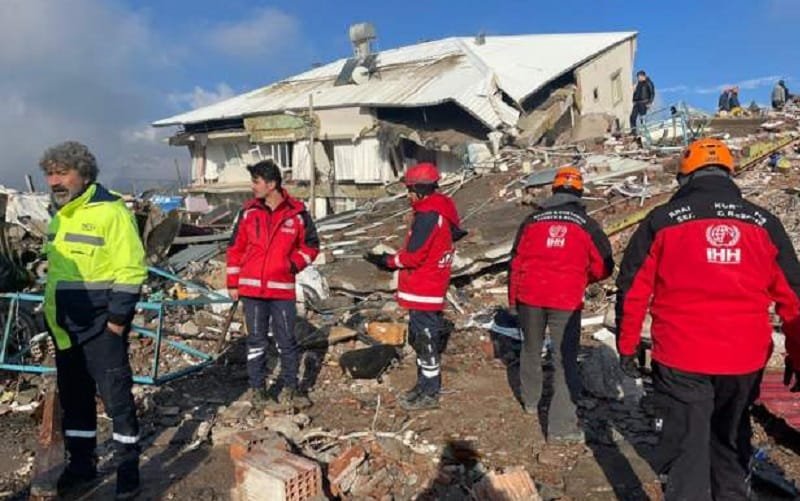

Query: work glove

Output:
[619, 354, 641, 379]
[364, 252, 391, 271]
[784, 356, 800, 392]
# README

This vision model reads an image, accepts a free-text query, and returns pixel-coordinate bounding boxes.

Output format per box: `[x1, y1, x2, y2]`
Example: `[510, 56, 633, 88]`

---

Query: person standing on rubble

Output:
[630, 70, 656, 134]
[772, 80, 792, 110]
[226, 159, 319, 410]
[41, 141, 146, 499]
[616, 138, 800, 500]
[364, 163, 466, 411]
[508, 166, 613, 442]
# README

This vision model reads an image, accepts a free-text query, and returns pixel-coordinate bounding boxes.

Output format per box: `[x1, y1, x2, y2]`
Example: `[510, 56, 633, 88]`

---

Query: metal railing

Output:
[0, 266, 232, 385]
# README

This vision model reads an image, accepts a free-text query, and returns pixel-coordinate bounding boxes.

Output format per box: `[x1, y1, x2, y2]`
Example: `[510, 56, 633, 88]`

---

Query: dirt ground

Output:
[1, 323, 799, 500]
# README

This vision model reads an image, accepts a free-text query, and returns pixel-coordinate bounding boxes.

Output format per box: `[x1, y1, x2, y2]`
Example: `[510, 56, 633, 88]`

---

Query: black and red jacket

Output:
[385, 193, 466, 311]
[226, 190, 319, 300]
[509, 199, 613, 311]
[616, 175, 800, 375]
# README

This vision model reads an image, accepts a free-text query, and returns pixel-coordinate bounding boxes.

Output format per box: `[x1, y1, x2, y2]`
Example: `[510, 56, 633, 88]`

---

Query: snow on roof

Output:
[153, 31, 637, 130]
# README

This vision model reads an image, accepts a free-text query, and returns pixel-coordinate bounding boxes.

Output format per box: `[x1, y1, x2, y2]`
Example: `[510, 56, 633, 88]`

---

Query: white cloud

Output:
[659, 76, 784, 96]
[0, 2, 309, 190]
[208, 7, 302, 59]
[168, 83, 237, 109]
[695, 75, 781, 94]
[660, 85, 689, 94]
[0, 0, 176, 188]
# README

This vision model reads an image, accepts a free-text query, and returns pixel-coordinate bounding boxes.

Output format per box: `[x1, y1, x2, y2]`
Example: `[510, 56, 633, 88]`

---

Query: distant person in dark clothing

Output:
[772, 80, 792, 110]
[718, 88, 733, 113]
[718, 86, 742, 115]
[630, 70, 656, 134]
[729, 86, 741, 110]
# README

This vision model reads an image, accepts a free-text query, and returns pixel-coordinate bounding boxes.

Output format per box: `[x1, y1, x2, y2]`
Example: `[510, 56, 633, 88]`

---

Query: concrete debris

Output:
[3, 102, 800, 500]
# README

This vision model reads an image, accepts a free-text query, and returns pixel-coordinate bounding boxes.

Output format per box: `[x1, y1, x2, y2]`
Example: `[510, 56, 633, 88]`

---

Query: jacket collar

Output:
[671, 175, 741, 201]
[243, 189, 303, 215]
[55, 183, 121, 217]
[537, 192, 585, 210]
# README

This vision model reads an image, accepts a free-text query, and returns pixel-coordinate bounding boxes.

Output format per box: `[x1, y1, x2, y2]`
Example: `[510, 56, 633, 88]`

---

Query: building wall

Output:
[204, 138, 253, 183]
[574, 39, 636, 126]
[317, 106, 375, 140]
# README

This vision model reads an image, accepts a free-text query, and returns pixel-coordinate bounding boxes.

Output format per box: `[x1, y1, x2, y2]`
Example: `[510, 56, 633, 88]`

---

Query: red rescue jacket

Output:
[509, 198, 613, 311]
[616, 176, 800, 375]
[385, 193, 466, 311]
[226, 191, 319, 300]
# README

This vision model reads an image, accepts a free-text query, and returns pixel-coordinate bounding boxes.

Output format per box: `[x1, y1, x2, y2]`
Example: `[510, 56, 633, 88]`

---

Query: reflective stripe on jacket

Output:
[45, 184, 147, 350]
[226, 190, 320, 300]
[616, 176, 800, 374]
[385, 193, 466, 311]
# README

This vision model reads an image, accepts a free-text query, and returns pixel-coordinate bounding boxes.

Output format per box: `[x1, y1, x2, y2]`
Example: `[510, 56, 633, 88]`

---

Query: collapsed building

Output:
[152, 24, 638, 215]
[4, 24, 800, 501]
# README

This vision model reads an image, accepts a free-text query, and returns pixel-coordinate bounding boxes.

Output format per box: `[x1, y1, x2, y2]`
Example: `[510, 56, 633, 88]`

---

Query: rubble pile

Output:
[1, 107, 800, 499]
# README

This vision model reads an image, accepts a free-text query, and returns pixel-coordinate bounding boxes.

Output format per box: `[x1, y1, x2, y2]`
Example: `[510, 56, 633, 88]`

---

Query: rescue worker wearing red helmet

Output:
[509, 166, 613, 442]
[616, 138, 800, 499]
[365, 163, 466, 411]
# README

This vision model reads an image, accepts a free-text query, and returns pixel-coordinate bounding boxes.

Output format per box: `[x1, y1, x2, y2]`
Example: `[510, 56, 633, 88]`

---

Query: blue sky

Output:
[1, 0, 796, 189]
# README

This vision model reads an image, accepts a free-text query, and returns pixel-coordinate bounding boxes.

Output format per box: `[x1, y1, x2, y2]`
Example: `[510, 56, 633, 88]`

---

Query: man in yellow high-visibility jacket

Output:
[41, 141, 146, 500]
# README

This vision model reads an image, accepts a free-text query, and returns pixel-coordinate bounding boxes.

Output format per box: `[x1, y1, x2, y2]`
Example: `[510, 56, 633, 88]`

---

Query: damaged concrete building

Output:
[153, 25, 637, 216]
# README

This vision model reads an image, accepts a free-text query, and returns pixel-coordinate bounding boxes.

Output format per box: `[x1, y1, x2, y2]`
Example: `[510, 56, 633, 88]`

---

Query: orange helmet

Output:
[679, 138, 735, 175]
[552, 166, 584, 192]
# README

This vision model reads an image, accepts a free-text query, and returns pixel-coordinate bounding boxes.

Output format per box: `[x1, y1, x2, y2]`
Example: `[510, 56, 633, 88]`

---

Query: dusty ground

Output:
[1, 323, 799, 500]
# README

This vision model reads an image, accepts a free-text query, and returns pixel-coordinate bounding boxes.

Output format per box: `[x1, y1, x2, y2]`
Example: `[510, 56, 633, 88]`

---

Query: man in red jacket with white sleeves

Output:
[365, 163, 466, 411]
[616, 139, 800, 499]
[227, 160, 319, 410]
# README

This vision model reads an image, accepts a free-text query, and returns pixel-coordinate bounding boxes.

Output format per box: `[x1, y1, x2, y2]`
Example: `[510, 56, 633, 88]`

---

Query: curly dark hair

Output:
[39, 141, 98, 182]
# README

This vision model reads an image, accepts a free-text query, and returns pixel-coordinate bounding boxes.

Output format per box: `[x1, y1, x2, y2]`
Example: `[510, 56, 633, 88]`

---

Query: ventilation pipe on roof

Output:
[349, 22, 376, 58]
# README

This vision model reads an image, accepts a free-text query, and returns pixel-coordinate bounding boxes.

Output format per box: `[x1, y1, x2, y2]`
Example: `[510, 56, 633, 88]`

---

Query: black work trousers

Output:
[409, 310, 444, 396]
[630, 102, 649, 132]
[518, 305, 582, 437]
[652, 362, 762, 501]
[55, 329, 139, 472]
[243, 297, 298, 390]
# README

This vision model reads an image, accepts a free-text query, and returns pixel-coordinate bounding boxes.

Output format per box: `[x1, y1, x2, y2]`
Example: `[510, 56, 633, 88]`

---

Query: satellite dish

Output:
[352, 66, 370, 85]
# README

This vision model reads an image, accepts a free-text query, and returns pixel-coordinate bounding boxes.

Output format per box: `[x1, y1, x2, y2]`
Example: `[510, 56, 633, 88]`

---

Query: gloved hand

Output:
[364, 252, 391, 271]
[620, 354, 641, 379]
[784, 356, 800, 392]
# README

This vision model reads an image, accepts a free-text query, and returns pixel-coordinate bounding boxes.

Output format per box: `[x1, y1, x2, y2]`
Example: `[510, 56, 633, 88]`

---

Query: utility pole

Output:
[308, 94, 316, 218]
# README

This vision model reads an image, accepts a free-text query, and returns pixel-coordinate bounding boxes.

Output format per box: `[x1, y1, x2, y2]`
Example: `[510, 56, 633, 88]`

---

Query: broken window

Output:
[223, 143, 243, 167]
[252, 142, 294, 169]
[611, 71, 623, 106]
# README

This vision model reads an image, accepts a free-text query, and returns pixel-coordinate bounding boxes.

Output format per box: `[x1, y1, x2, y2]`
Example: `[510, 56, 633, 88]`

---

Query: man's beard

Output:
[51, 185, 86, 208]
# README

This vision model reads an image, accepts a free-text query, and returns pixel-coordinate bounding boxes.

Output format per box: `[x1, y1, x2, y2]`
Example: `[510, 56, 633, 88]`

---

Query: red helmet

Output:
[403, 163, 440, 186]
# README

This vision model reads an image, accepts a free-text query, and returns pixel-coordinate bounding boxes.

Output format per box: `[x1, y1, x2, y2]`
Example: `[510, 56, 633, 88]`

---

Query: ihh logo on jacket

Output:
[705, 224, 741, 264]
[281, 217, 298, 235]
[547, 225, 568, 248]
[437, 251, 454, 268]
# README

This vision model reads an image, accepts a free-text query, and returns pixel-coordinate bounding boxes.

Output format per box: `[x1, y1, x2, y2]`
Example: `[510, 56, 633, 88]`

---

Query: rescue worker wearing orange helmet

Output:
[616, 138, 800, 499]
[509, 166, 613, 442]
[364, 163, 466, 411]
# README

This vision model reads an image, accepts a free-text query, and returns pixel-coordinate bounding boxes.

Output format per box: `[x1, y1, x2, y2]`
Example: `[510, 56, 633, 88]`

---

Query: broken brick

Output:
[473, 466, 541, 501]
[326, 444, 367, 496]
